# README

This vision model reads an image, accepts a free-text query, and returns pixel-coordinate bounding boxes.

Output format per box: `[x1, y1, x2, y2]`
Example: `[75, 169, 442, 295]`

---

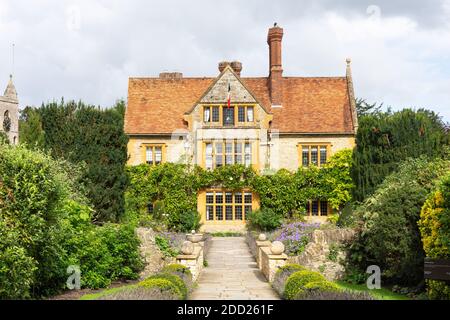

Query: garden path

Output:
[190, 237, 279, 300]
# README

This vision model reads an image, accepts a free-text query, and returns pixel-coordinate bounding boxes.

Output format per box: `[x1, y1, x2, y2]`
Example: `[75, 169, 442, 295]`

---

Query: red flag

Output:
[227, 82, 231, 108]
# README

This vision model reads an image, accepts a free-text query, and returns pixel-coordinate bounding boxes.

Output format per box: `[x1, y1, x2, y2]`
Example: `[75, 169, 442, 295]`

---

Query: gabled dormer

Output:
[184, 63, 272, 131]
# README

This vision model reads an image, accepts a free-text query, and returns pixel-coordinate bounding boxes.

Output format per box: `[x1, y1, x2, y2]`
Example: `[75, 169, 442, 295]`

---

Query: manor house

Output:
[124, 25, 357, 230]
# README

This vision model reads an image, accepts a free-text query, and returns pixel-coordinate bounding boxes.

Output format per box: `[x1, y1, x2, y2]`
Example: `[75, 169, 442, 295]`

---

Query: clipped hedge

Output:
[295, 280, 340, 299]
[138, 278, 183, 300]
[272, 264, 305, 296]
[145, 273, 188, 299]
[284, 270, 329, 300]
[161, 264, 193, 289]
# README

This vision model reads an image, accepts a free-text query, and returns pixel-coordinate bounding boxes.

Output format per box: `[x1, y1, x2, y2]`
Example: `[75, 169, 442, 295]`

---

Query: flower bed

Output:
[269, 222, 320, 256]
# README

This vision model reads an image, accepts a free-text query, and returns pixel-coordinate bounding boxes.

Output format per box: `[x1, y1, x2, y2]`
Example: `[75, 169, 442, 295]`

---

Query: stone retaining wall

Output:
[287, 228, 356, 281]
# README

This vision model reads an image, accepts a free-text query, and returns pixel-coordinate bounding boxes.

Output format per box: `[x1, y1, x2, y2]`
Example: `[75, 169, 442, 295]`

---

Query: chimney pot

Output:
[218, 61, 243, 76]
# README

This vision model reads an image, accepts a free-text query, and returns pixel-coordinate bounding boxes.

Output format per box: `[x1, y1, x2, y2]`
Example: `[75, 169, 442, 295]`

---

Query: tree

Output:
[351, 109, 449, 202]
[355, 98, 383, 117]
[19, 106, 45, 149]
[35, 99, 129, 222]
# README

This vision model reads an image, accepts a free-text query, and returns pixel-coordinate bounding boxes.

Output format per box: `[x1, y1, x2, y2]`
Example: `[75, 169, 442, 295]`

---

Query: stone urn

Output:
[270, 241, 285, 255]
[186, 233, 203, 243]
[258, 233, 267, 241]
[181, 241, 195, 255]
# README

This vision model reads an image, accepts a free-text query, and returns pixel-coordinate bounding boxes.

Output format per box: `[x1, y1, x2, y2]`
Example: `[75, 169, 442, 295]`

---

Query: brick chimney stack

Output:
[267, 23, 284, 107]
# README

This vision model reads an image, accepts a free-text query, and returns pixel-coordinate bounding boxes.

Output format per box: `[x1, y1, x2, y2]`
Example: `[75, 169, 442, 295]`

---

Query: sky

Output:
[0, 0, 449, 122]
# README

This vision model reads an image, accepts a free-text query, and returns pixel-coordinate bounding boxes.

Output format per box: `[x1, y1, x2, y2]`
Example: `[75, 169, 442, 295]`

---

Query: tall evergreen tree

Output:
[352, 108, 449, 202]
[19, 106, 45, 149]
[32, 99, 129, 222]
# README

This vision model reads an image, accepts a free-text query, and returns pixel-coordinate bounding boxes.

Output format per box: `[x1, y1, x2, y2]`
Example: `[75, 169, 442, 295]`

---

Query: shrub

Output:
[146, 273, 188, 299]
[162, 264, 193, 287]
[0, 245, 37, 300]
[418, 173, 450, 299]
[0, 144, 83, 297]
[272, 264, 305, 295]
[95, 285, 179, 300]
[155, 235, 179, 257]
[295, 280, 340, 299]
[347, 156, 450, 286]
[283, 270, 327, 300]
[138, 278, 183, 300]
[170, 210, 202, 233]
[247, 208, 283, 231]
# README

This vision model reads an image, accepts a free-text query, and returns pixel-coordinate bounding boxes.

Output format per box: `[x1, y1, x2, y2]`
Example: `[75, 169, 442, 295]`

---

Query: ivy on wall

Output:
[124, 149, 354, 228]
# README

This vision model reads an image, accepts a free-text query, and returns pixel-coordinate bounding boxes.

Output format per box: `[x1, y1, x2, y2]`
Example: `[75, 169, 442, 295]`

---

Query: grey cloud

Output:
[0, 0, 448, 122]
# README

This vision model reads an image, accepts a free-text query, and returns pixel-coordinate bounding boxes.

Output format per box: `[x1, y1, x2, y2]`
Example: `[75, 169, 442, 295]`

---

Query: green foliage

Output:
[146, 273, 188, 299]
[162, 264, 192, 276]
[22, 99, 129, 222]
[272, 264, 306, 296]
[355, 98, 383, 117]
[283, 270, 330, 300]
[19, 106, 45, 149]
[419, 173, 450, 299]
[155, 235, 179, 257]
[295, 280, 340, 299]
[347, 156, 450, 286]
[0, 131, 9, 145]
[125, 150, 355, 230]
[0, 144, 83, 297]
[0, 143, 143, 298]
[0, 245, 37, 299]
[352, 109, 448, 202]
[138, 278, 183, 300]
[328, 244, 340, 262]
[247, 208, 283, 231]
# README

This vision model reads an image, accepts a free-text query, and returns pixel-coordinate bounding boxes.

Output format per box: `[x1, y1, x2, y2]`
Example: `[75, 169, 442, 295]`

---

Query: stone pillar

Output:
[260, 242, 288, 282]
[256, 240, 271, 270]
[176, 246, 204, 282]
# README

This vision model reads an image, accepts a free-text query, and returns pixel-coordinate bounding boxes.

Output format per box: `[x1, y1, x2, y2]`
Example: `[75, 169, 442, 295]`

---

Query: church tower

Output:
[0, 75, 19, 145]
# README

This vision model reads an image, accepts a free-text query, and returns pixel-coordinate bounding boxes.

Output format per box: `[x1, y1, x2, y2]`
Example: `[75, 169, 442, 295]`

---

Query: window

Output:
[299, 144, 330, 168]
[144, 144, 165, 165]
[237, 106, 254, 124]
[203, 105, 255, 126]
[3, 110, 11, 132]
[223, 107, 235, 126]
[204, 107, 211, 122]
[305, 200, 329, 217]
[204, 141, 253, 169]
[204, 190, 254, 222]
[204, 106, 220, 123]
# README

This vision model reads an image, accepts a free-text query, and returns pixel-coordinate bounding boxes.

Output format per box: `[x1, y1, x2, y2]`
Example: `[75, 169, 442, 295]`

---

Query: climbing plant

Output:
[125, 149, 355, 230]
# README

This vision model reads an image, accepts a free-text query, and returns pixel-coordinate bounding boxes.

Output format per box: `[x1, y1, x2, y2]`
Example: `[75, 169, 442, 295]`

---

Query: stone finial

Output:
[258, 233, 267, 241]
[181, 241, 195, 255]
[346, 58, 352, 66]
[270, 241, 285, 255]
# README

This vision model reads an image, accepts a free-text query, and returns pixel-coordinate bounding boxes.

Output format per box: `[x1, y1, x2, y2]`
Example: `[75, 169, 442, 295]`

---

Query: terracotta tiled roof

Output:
[125, 76, 355, 134]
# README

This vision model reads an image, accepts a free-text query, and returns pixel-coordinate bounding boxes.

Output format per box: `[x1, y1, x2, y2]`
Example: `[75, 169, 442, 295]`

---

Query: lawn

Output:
[335, 281, 410, 300]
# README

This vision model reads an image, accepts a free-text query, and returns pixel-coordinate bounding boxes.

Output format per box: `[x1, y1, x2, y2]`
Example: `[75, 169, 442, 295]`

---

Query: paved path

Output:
[190, 237, 279, 300]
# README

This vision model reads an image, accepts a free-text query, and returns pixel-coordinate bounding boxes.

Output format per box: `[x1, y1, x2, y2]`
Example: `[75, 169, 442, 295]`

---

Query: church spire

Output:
[4, 74, 17, 100]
